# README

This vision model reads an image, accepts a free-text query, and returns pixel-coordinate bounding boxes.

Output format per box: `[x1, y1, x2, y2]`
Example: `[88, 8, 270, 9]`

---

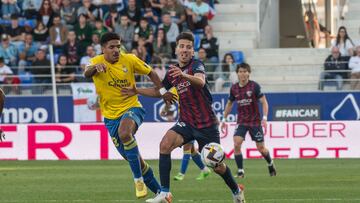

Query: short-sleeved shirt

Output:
[90, 53, 152, 119]
[162, 58, 217, 129]
[229, 80, 264, 126]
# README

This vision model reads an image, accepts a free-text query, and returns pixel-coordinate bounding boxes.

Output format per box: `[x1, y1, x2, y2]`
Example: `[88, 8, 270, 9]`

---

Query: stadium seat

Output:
[230, 51, 244, 64]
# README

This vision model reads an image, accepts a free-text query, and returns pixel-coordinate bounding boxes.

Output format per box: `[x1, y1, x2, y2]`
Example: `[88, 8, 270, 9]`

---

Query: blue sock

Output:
[159, 153, 171, 192]
[180, 151, 191, 174]
[123, 138, 142, 179]
[192, 152, 205, 170]
[142, 162, 161, 194]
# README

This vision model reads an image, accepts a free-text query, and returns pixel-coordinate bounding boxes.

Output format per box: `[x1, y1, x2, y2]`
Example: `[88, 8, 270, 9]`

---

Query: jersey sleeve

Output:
[162, 72, 172, 90]
[192, 60, 206, 74]
[130, 54, 152, 75]
[228, 85, 235, 101]
[255, 82, 264, 99]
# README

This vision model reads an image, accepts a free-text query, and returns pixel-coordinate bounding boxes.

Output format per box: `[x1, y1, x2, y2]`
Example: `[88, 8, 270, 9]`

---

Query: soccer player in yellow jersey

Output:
[84, 32, 175, 199]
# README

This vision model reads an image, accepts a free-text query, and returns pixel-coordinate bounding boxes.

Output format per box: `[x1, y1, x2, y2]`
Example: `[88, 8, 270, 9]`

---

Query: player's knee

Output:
[118, 130, 132, 142]
[257, 145, 266, 153]
[213, 163, 226, 174]
[159, 139, 173, 154]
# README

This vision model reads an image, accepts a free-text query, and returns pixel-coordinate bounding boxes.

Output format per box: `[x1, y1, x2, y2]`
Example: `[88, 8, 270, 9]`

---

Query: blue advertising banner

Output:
[3, 92, 360, 123]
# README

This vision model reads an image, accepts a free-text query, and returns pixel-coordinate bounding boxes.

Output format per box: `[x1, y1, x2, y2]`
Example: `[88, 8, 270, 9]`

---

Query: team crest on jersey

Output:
[122, 66, 128, 73]
[246, 91, 252, 97]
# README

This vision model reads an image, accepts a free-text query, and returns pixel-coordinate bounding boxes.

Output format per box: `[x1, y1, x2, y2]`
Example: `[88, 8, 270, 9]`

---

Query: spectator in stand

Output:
[22, 0, 42, 19]
[77, 0, 103, 24]
[94, 0, 125, 14]
[319, 47, 348, 90]
[349, 46, 360, 90]
[32, 20, 49, 44]
[121, 0, 142, 26]
[18, 33, 38, 64]
[49, 14, 68, 54]
[60, 0, 78, 29]
[149, 0, 166, 16]
[30, 48, 51, 94]
[153, 28, 172, 59]
[215, 53, 237, 92]
[1, 0, 20, 19]
[114, 14, 135, 51]
[198, 47, 216, 85]
[0, 34, 18, 68]
[135, 37, 150, 63]
[55, 54, 76, 84]
[134, 18, 154, 56]
[200, 24, 219, 63]
[74, 13, 94, 55]
[103, 6, 119, 32]
[38, 0, 55, 28]
[162, 0, 187, 31]
[5, 14, 26, 46]
[91, 33, 102, 55]
[186, 0, 210, 31]
[331, 26, 355, 58]
[158, 12, 179, 57]
[63, 31, 81, 66]
[80, 45, 96, 71]
[0, 57, 13, 84]
[143, 1, 160, 28]
[93, 18, 108, 37]
[151, 55, 166, 80]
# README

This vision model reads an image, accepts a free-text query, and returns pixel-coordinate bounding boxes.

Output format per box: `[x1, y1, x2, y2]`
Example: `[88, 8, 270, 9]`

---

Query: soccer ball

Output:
[201, 142, 225, 168]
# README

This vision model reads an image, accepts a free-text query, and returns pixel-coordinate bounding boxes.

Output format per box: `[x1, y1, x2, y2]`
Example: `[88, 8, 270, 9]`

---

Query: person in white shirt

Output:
[349, 46, 360, 89]
[331, 26, 354, 57]
[0, 57, 13, 84]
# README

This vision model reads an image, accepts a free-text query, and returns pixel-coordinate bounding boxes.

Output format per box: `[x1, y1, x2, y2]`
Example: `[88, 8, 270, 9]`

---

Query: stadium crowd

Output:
[0, 0, 227, 94]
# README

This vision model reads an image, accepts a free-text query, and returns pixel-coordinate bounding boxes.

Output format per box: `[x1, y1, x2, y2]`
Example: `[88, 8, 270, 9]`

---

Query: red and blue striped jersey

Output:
[162, 59, 218, 129]
[229, 80, 264, 126]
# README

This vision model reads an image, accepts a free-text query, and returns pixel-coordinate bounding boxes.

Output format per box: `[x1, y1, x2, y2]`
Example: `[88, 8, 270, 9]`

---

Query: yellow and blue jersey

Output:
[90, 53, 152, 119]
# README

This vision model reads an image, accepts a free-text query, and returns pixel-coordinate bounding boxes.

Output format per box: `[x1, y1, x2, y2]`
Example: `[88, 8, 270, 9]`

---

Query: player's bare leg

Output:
[214, 163, 245, 203]
[256, 142, 276, 176]
[146, 130, 184, 203]
[118, 118, 147, 198]
[234, 136, 245, 178]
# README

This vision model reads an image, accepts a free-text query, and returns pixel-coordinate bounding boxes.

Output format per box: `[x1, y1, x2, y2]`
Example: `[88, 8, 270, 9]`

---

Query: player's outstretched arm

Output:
[0, 88, 5, 142]
[84, 64, 106, 78]
[122, 86, 177, 104]
[220, 100, 233, 130]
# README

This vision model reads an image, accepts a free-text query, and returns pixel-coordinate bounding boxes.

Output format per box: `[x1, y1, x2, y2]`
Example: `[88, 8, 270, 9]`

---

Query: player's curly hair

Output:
[100, 32, 121, 46]
[176, 32, 194, 45]
[236, 62, 251, 73]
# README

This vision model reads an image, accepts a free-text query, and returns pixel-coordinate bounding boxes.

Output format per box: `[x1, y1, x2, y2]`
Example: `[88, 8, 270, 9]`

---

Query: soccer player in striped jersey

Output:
[123, 32, 245, 203]
[159, 88, 211, 181]
[84, 32, 174, 199]
[221, 63, 276, 178]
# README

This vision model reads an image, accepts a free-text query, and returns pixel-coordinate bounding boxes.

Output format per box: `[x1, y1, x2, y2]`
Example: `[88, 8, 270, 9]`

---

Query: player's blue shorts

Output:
[234, 125, 264, 142]
[104, 107, 146, 159]
[170, 121, 220, 152]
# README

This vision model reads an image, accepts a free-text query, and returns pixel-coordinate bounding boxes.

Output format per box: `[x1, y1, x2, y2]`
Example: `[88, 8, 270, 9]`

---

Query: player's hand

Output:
[121, 85, 137, 97]
[220, 122, 228, 132]
[162, 92, 177, 105]
[169, 65, 184, 80]
[261, 119, 267, 128]
[0, 129, 5, 142]
[95, 63, 106, 73]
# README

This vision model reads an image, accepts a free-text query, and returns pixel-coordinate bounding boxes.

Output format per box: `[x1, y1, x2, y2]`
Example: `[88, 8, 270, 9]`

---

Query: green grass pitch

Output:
[0, 159, 359, 203]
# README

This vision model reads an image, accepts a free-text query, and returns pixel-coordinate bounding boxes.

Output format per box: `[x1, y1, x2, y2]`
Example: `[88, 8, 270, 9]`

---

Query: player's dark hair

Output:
[100, 32, 121, 46]
[236, 62, 251, 73]
[176, 32, 194, 45]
